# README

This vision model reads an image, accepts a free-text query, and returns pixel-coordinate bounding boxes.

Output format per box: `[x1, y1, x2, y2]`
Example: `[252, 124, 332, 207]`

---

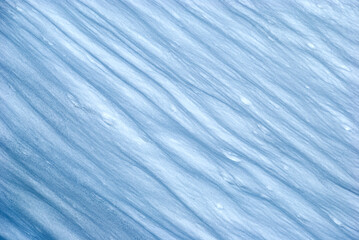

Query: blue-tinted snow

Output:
[0, 0, 358, 239]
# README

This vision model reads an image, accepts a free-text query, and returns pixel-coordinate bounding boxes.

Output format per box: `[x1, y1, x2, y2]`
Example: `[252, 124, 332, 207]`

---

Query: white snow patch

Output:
[331, 216, 342, 226]
[224, 152, 241, 162]
[240, 96, 251, 105]
[101, 113, 116, 126]
[344, 125, 351, 131]
[216, 203, 224, 210]
[307, 43, 316, 49]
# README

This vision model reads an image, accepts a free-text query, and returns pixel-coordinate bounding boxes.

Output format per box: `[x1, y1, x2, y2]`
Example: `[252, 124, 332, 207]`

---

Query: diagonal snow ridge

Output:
[0, 0, 358, 239]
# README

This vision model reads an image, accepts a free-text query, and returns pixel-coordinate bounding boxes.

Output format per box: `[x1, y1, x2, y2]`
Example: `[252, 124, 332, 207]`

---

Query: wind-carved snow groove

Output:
[0, 0, 358, 239]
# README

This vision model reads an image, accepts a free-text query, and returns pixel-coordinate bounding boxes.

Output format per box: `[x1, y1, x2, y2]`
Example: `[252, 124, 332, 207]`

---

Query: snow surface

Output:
[0, 0, 359, 239]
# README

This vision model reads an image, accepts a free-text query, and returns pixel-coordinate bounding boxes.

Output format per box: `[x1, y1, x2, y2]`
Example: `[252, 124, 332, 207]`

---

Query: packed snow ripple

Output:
[0, 0, 358, 239]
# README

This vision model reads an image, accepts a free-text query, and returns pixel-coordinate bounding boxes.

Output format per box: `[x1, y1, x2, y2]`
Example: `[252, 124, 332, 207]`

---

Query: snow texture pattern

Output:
[0, 0, 359, 239]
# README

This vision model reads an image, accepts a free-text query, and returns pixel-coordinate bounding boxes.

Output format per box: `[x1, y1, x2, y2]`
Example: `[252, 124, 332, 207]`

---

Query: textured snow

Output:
[0, 0, 359, 239]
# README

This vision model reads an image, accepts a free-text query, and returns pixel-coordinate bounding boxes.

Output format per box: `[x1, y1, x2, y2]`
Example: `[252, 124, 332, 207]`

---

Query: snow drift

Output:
[0, 0, 358, 239]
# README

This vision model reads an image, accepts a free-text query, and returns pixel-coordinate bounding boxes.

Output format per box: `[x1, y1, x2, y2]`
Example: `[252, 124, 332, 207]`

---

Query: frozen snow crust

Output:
[0, 0, 358, 239]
